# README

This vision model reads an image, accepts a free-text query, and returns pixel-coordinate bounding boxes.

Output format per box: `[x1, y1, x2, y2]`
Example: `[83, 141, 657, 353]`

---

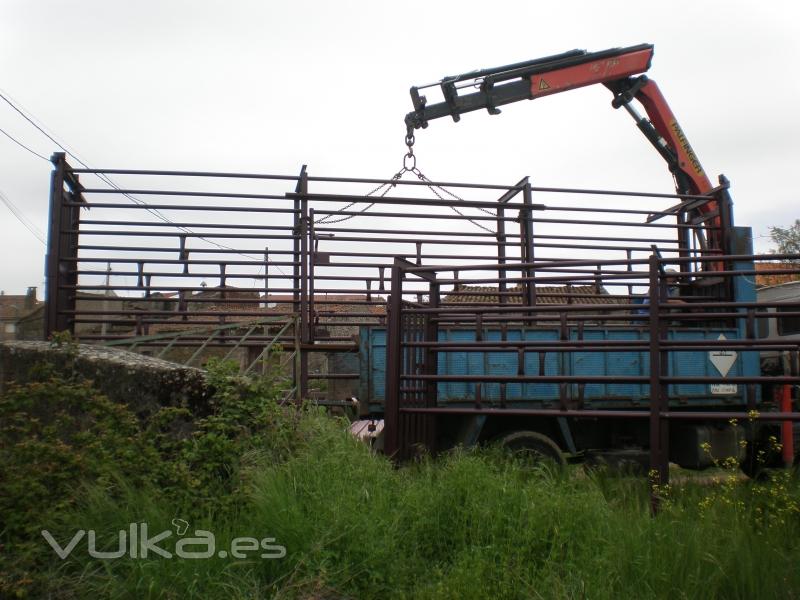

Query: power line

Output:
[0, 89, 288, 279]
[0, 188, 46, 244]
[0, 125, 50, 162]
[0, 90, 67, 158]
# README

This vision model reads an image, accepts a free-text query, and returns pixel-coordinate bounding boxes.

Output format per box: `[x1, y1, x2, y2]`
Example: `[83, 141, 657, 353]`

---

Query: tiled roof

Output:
[266, 295, 386, 315]
[0, 294, 42, 321]
[755, 262, 800, 288]
[442, 284, 627, 305]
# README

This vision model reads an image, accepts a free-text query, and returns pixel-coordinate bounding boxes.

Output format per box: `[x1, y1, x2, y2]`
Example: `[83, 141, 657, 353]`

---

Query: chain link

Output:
[314, 169, 405, 225]
[316, 128, 496, 235]
[411, 168, 496, 234]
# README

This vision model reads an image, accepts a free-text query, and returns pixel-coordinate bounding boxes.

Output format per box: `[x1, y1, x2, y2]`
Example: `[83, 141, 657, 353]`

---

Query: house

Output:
[0, 287, 41, 341]
[755, 262, 800, 288]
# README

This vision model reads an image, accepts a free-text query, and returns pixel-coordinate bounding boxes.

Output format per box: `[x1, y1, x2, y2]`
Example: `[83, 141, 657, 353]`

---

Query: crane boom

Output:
[405, 44, 722, 252]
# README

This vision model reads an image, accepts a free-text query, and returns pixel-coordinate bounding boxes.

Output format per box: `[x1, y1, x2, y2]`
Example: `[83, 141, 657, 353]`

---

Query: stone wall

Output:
[0, 341, 213, 418]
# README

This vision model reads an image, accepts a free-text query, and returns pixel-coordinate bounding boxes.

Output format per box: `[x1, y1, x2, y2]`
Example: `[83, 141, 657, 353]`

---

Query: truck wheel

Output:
[498, 431, 566, 467]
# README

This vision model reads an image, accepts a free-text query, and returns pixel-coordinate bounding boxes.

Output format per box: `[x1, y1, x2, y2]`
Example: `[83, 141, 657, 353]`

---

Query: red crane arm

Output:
[525, 46, 654, 98]
[405, 44, 723, 251]
[632, 78, 714, 196]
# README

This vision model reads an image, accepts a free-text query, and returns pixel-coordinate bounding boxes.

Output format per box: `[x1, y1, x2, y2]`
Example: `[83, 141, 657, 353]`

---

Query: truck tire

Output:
[497, 430, 566, 467]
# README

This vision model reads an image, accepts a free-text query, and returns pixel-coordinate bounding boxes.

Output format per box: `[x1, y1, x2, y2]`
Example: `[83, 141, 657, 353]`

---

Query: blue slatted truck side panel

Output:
[361, 327, 757, 409]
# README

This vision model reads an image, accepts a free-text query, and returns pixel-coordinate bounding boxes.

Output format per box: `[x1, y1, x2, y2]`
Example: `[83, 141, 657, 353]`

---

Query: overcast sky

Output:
[1, 0, 799, 296]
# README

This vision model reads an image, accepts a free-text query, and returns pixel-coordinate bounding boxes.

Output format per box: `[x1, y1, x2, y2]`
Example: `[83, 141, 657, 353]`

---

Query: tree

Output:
[769, 219, 800, 256]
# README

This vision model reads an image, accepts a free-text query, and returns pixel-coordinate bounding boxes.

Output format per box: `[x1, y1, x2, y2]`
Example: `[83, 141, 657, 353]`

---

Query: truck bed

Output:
[359, 325, 760, 411]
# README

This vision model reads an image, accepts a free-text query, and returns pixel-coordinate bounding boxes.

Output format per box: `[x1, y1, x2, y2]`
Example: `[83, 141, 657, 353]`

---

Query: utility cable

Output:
[0, 125, 50, 162]
[0, 188, 46, 244]
[0, 89, 288, 279]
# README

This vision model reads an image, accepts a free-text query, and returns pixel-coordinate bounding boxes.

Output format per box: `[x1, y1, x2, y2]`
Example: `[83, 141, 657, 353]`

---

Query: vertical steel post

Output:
[676, 211, 690, 272]
[293, 314, 302, 405]
[44, 153, 77, 338]
[521, 181, 536, 306]
[494, 179, 525, 305]
[308, 208, 317, 341]
[745, 309, 758, 411]
[264, 246, 269, 310]
[384, 260, 405, 459]
[299, 176, 309, 400]
[290, 165, 309, 402]
[44, 153, 65, 338]
[648, 254, 669, 513]
[716, 176, 734, 258]
[626, 248, 634, 298]
[424, 278, 440, 453]
[714, 176, 736, 306]
[496, 209, 507, 305]
[781, 385, 794, 467]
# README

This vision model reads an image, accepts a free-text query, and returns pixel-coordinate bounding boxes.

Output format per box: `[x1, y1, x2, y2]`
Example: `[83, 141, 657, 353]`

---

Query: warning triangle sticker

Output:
[538, 78, 551, 91]
[709, 334, 737, 377]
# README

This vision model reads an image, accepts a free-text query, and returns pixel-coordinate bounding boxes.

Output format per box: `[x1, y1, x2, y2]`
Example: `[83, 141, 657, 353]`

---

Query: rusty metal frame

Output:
[46, 157, 721, 353]
[383, 252, 800, 511]
[43, 158, 800, 497]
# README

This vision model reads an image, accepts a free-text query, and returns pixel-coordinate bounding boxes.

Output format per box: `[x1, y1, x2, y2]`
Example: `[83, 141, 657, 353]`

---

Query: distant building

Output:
[0, 287, 41, 341]
[16, 304, 44, 340]
[755, 262, 800, 288]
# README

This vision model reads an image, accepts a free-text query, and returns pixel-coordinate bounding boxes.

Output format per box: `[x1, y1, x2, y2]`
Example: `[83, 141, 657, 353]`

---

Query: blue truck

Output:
[342, 232, 784, 474]
[357, 327, 754, 470]
[338, 44, 799, 475]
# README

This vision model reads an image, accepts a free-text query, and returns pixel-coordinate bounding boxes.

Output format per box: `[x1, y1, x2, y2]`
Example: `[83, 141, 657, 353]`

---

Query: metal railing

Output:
[384, 254, 800, 510]
[45, 152, 732, 410]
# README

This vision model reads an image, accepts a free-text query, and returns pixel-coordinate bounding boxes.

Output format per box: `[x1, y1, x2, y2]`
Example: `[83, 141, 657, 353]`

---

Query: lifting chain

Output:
[316, 127, 496, 235]
[313, 168, 404, 225]
[404, 126, 416, 170]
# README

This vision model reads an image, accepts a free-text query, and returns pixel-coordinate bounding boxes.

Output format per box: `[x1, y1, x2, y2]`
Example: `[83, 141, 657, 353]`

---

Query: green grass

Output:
[2, 357, 800, 599]
[21, 421, 800, 600]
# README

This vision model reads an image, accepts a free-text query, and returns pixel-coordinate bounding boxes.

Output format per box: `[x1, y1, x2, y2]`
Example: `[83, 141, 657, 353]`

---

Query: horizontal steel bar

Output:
[402, 252, 784, 275]
[64, 201, 299, 213]
[93, 340, 299, 349]
[528, 216, 712, 230]
[300, 343, 359, 352]
[67, 167, 711, 199]
[418, 304, 800, 317]
[75, 271, 277, 279]
[401, 374, 800, 384]
[402, 374, 649, 383]
[288, 191, 543, 211]
[70, 168, 522, 191]
[75, 245, 297, 255]
[100, 317, 292, 344]
[314, 209, 518, 222]
[314, 225, 509, 238]
[65, 297, 386, 308]
[83, 335, 353, 346]
[312, 208, 682, 225]
[541, 204, 676, 216]
[399, 407, 800, 421]
[72, 319, 298, 330]
[402, 339, 800, 350]
[72, 230, 299, 240]
[80, 219, 293, 231]
[398, 344, 800, 353]
[404, 256, 651, 274]
[314, 245, 674, 261]
[62, 285, 294, 293]
[70, 168, 302, 180]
